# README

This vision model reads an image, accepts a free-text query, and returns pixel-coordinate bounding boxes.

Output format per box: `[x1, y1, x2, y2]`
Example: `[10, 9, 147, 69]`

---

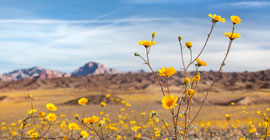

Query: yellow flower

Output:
[161, 95, 178, 110]
[99, 120, 106, 126]
[239, 137, 246, 140]
[140, 112, 146, 116]
[68, 123, 79, 130]
[184, 77, 190, 84]
[100, 102, 106, 107]
[185, 41, 192, 48]
[46, 113, 57, 121]
[193, 74, 200, 82]
[158, 67, 176, 77]
[231, 15, 242, 24]
[152, 32, 157, 38]
[196, 58, 207, 66]
[178, 36, 182, 41]
[136, 133, 141, 138]
[60, 121, 67, 128]
[80, 130, 89, 138]
[225, 114, 230, 121]
[39, 112, 46, 118]
[27, 109, 37, 114]
[187, 89, 196, 96]
[249, 127, 256, 134]
[231, 102, 235, 106]
[131, 126, 141, 132]
[105, 94, 111, 98]
[208, 13, 225, 23]
[225, 32, 241, 40]
[30, 132, 39, 139]
[78, 97, 88, 106]
[138, 40, 156, 48]
[130, 121, 136, 125]
[83, 116, 99, 124]
[10, 131, 17, 136]
[46, 103, 57, 111]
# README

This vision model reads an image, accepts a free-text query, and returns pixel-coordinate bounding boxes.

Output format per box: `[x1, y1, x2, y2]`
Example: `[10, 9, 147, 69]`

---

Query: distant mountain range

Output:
[0, 61, 121, 81]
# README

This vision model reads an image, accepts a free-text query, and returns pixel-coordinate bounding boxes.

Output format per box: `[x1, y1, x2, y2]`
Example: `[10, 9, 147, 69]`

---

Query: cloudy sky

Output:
[0, 0, 269, 73]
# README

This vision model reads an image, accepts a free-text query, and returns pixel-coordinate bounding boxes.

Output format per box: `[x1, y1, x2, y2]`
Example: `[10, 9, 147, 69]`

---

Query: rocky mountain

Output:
[71, 61, 117, 77]
[1, 66, 67, 81]
[0, 61, 118, 81]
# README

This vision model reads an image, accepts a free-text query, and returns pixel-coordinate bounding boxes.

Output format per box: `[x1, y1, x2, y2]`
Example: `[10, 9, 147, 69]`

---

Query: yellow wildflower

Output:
[196, 58, 207, 66]
[161, 95, 178, 110]
[231, 15, 242, 24]
[68, 123, 79, 130]
[81, 130, 89, 138]
[184, 77, 190, 84]
[193, 74, 200, 82]
[140, 112, 146, 116]
[78, 97, 88, 106]
[130, 121, 136, 125]
[131, 126, 141, 132]
[152, 32, 157, 38]
[39, 112, 46, 118]
[105, 94, 111, 98]
[27, 109, 37, 114]
[83, 116, 99, 124]
[225, 32, 241, 40]
[46, 103, 57, 111]
[187, 89, 196, 96]
[208, 13, 225, 23]
[46, 113, 57, 121]
[138, 40, 156, 48]
[158, 67, 177, 77]
[100, 102, 106, 107]
[136, 133, 141, 138]
[225, 114, 230, 121]
[249, 127, 256, 134]
[30, 132, 39, 139]
[185, 41, 192, 48]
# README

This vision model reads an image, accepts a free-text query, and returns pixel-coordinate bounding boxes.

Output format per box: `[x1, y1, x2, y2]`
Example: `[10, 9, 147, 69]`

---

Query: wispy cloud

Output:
[214, 1, 270, 9]
[0, 16, 269, 73]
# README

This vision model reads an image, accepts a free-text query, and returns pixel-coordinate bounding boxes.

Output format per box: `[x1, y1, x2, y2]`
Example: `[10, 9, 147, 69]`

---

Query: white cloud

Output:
[214, 1, 270, 9]
[0, 17, 268, 73]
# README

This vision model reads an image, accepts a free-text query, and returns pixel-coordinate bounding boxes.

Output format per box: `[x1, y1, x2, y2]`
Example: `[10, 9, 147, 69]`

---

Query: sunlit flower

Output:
[185, 41, 192, 48]
[105, 94, 111, 98]
[100, 102, 107, 107]
[196, 58, 207, 66]
[81, 130, 89, 138]
[46, 113, 57, 121]
[158, 67, 177, 77]
[193, 74, 200, 82]
[152, 32, 157, 38]
[225, 114, 230, 121]
[187, 89, 196, 96]
[231, 15, 242, 24]
[68, 123, 79, 130]
[249, 127, 256, 134]
[225, 32, 241, 40]
[208, 13, 225, 23]
[131, 126, 141, 132]
[27, 109, 37, 114]
[136, 133, 141, 138]
[78, 97, 88, 106]
[138, 40, 156, 48]
[161, 95, 178, 110]
[30, 132, 39, 139]
[83, 116, 99, 124]
[184, 77, 190, 84]
[46, 103, 57, 111]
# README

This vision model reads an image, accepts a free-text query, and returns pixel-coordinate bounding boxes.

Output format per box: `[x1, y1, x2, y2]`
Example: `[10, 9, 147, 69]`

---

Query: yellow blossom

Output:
[39, 112, 46, 118]
[249, 127, 256, 134]
[46, 113, 57, 121]
[68, 123, 79, 130]
[30, 132, 39, 139]
[196, 58, 207, 66]
[187, 89, 196, 96]
[78, 97, 88, 106]
[161, 95, 178, 110]
[27, 109, 37, 114]
[130, 121, 136, 125]
[131, 126, 141, 132]
[83, 116, 99, 124]
[105, 94, 111, 98]
[193, 74, 200, 82]
[185, 41, 192, 48]
[152, 32, 157, 38]
[100, 102, 106, 107]
[140, 112, 146, 116]
[138, 40, 156, 48]
[225, 32, 241, 40]
[184, 77, 190, 84]
[136, 133, 141, 138]
[81, 130, 89, 138]
[158, 67, 177, 77]
[231, 15, 242, 24]
[46, 103, 57, 111]
[208, 13, 225, 23]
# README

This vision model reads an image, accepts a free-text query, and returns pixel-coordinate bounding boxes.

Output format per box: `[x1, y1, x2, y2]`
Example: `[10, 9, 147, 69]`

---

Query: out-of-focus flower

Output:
[185, 41, 192, 48]
[196, 58, 207, 66]
[78, 98, 88, 106]
[46, 103, 57, 111]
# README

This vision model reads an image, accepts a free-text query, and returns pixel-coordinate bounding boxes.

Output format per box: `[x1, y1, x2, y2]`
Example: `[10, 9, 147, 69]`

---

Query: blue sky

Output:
[0, 0, 269, 73]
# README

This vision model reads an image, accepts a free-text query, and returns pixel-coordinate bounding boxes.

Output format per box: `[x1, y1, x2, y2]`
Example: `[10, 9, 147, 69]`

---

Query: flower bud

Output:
[185, 41, 192, 48]
[134, 52, 140, 56]
[152, 32, 157, 38]
[178, 36, 182, 41]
